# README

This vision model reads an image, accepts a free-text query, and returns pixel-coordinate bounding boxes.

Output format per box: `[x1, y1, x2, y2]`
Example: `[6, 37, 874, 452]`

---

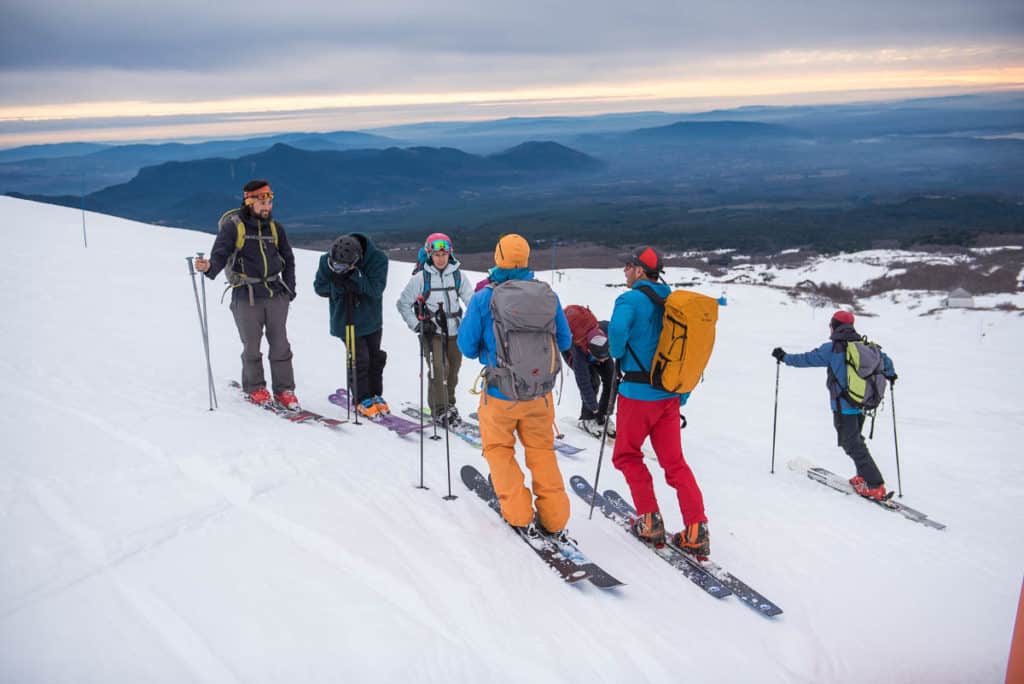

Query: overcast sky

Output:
[1, 0, 1022, 147]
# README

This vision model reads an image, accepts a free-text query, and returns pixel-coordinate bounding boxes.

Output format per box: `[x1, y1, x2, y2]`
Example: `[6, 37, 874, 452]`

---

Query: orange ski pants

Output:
[477, 393, 570, 531]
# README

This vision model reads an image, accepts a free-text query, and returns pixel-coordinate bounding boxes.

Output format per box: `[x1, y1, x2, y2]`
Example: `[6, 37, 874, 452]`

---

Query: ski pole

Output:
[414, 296, 429, 490]
[770, 359, 781, 474]
[186, 256, 217, 411]
[344, 292, 359, 425]
[196, 252, 218, 409]
[589, 365, 620, 519]
[436, 302, 456, 501]
[891, 381, 902, 498]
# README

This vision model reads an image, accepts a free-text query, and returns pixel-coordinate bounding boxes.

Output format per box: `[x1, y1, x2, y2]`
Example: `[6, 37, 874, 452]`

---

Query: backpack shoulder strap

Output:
[623, 285, 665, 377]
[635, 284, 666, 307]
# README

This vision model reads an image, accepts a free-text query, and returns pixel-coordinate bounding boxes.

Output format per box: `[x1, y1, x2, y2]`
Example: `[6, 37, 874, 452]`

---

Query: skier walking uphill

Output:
[194, 179, 299, 409]
[395, 233, 475, 426]
[457, 234, 574, 537]
[314, 233, 390, 417]
[563, 306, 616, 436]
[772, 310, 897, 500]
[608, 246, 711, 558]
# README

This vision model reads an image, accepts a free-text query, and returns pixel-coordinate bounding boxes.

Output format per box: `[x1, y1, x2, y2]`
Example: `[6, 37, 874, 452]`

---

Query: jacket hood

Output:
[829, 324, 860, 342]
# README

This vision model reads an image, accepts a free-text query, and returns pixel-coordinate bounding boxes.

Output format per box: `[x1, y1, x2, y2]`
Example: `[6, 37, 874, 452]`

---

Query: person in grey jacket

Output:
[396, 233, 474, 426]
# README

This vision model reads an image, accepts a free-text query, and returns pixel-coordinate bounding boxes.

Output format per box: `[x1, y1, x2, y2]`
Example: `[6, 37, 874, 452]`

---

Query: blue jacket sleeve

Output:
[783, 342, 833, 368]
[881, 351, 896, 377]
[554, 296, 572, 352]
[457, 291, 486, 361]
[608, 293, 634, 361]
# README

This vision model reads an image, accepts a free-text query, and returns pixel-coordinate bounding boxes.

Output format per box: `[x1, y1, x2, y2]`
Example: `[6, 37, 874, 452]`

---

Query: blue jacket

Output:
[608, 280, 688, 404]
[457, 268, 572, 401]
[783, 325, 896, 414]
[313, 233, 389, 338]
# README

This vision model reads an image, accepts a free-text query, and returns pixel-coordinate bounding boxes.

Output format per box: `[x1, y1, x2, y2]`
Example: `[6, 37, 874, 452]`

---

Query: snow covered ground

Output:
[2, 196, 1022, 683]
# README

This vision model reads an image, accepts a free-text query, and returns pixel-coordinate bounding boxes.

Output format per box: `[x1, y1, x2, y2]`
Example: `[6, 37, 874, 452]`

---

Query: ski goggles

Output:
[426, 238, 451, 254]
[244, 191, 274, 204]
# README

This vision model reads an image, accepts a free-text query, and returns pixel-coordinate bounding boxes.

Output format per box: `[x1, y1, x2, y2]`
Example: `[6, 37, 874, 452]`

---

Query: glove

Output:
[887, 373, 898, 386]
[289, 291, 297, 302]
[594, 413, 606, 426]
[772, 347, 786, 362]
[415, 319, 437, 336]
[330, 268, 353, 286]
[561, 349, 573, 366]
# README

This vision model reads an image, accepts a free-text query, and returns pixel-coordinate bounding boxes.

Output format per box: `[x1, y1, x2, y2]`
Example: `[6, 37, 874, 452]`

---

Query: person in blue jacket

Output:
[457, 234, 574, 537]
[772, 310, 897, 501]
[314, 233, 390, 417]
[608, 246, 710, 558]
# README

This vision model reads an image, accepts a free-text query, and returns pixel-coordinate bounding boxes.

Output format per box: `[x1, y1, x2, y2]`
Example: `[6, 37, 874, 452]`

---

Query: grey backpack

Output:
[487, 279, 562, 400]
[840, 338, 888, 411]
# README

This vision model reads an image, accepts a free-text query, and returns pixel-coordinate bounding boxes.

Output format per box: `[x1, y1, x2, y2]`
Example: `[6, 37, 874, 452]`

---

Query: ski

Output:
[601, 489, 783, 617]
[569, 475, 731, 600]
[328, 388, 425, 437]
[787, 458, 946, 531]
[401, 404, 483, 448]
[542, 529, 625, 589]
[461, 465, 589, 585]
[469, 412, 586, 456]
[229, 382, 345, 429]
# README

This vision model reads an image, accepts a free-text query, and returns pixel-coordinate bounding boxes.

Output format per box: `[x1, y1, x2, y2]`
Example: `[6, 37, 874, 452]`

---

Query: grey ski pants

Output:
[230, 295, 295, 393]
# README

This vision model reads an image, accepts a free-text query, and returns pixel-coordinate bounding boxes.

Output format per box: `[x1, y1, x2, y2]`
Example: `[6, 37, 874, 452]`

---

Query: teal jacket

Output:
[608, 280, 689, 404]
[313, 233, 389, 338]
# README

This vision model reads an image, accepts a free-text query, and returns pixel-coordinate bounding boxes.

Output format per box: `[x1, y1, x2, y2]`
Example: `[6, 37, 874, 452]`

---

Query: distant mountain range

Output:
[12, 141, 604, 229]
[0, 131, 400, 195]
[4, 93, 1023, 253]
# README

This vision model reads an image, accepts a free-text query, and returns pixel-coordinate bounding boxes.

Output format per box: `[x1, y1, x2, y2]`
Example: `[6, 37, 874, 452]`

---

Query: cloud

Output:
[0, 1, 1022, 145]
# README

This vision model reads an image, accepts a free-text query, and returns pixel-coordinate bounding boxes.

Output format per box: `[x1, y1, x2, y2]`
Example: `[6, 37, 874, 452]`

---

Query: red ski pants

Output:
[612, 395, 707, 525]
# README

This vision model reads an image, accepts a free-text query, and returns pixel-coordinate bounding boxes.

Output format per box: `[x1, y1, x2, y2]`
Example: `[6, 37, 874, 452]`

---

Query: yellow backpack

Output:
[627, 288, 719, 394]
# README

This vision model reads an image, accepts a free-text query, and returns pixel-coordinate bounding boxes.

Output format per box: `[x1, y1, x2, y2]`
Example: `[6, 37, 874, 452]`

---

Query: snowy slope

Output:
[2, 196, 1022, 684]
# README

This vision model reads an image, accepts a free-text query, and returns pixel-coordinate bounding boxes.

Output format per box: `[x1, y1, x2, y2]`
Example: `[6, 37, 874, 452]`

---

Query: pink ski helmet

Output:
[425, 232, 452, 255]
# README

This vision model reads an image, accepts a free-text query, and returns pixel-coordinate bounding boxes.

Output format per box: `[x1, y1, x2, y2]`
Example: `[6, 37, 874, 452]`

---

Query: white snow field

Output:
[2, 196, 1022, 683]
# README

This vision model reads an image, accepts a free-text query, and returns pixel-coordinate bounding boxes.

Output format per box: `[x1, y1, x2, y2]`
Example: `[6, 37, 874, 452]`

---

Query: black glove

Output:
[415, 319, 437, 336]
[289, 291, 297, 302]
[594, 413, 606, 426]
[887, 373, 898, 386]
[772, 347, 786, 362]
[562, 349, 573, 366]
[330, 267, 353, 286]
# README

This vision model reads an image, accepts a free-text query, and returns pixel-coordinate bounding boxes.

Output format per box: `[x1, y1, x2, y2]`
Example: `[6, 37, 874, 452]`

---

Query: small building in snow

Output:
[945, 288, 974, 308]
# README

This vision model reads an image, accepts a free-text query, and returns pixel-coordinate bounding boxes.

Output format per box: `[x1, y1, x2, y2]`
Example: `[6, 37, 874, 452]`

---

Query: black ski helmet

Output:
[329, 235, 362, 271]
